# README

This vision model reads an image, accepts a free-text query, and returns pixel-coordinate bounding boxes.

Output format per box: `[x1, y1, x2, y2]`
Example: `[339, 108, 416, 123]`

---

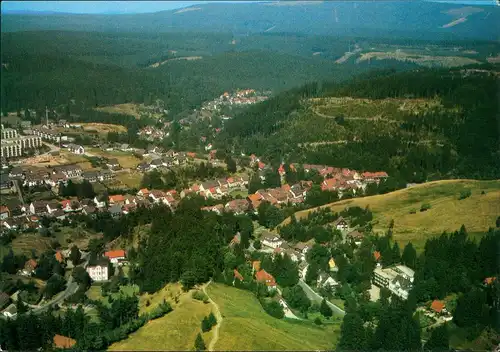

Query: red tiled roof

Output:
[234, 269, 244, 281]
[252, 261, 261, 272]
[278, 164, 285, 174]
[255, 269, 276, 287]
[322, 178, 337, 191]
[60, 199, 72, 208]
[109, 195, 125, 203]
[0, 206, 9, 213]
[430, 300, 445, 313]
[373, 251, 381, 261]
[187, 152, 196, 158]
[104, 250, 126, 259]
[362, 171, 389, 178]
[227, 177, 234, 183]
[281, 184, 291, 192]
[55, 251, 64, 263]
[484, 277, 497, 285]
[25, 259, 37, 270]
[53, 334, 76, 349]
[139, 188, 149, 195]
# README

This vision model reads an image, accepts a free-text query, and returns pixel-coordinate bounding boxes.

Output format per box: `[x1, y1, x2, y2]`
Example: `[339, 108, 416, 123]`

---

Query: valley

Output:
[0, 2, 499, 351]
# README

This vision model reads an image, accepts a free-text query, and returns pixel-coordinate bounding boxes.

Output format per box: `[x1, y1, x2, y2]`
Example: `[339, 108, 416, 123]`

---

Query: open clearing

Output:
[280, 180, 500, 252]
[109, 283, 214, 351]
[86, 148, 142, 169]
[309, 96, 457, 121]
[356, 51, 481, 67]
[149, 56, 203, 68]
[207, 283, 340, 351]
[94, 104, 141, 119]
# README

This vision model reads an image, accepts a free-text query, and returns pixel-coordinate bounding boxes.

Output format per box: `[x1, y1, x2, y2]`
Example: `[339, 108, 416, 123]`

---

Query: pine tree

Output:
[401, 242, 417, 269]
[201, 316, 211, 332]
[69, 245, 81, 265]
[338, 313, 366, 351]
[391, 242, 401, 264]
[16, 295, 28, 314]
[208, 312, 217, 328]
[195, 332, 206, 351]
[320, 298, 333, 319]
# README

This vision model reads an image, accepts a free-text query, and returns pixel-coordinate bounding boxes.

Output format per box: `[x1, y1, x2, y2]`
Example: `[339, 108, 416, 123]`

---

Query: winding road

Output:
[298, 279, 345, 316]
[202, 280, 223, 352]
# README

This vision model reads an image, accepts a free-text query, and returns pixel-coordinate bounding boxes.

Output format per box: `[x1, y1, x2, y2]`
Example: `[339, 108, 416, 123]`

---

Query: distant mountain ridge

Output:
[2, 2, 499, 40]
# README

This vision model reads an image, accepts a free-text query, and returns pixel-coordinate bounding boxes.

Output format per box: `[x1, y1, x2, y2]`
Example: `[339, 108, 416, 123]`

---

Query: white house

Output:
[260, 231, 283, 249]
[93, 196, 106, 208]
[67, 144, 85, 155]
[86, 260, 109, 282]
[373, 264, 415, 300]
[333, 216, 349, 231]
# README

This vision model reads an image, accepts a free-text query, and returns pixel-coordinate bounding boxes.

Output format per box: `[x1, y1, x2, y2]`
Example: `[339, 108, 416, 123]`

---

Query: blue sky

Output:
[1, 0, 496, 14]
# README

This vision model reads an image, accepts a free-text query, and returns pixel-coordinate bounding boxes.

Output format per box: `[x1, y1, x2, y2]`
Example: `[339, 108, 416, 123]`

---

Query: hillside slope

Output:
[2, 2, 499, 40]
[280, 180, 500, 251]
[207, 283, 340, 351]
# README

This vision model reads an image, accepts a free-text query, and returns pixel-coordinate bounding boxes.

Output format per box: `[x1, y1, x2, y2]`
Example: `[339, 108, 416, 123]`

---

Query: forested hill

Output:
[220, 66, 500, 181]
[2, 2, 499, 41]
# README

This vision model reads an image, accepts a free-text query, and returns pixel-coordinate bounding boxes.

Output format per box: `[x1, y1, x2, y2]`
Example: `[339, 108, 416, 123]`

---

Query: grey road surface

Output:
[298, 279, 345, 316]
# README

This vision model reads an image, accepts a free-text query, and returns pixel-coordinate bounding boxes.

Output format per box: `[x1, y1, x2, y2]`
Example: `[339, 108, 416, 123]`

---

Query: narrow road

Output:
[312, 109, 400, 124]
[12, 179, 24, 205]
[202, 280, 223, 352]
[298, 279, 345, 316]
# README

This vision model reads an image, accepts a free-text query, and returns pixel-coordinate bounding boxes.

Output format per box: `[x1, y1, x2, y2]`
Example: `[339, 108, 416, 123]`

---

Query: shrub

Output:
[192, 290, 209, 302]
[458, 189, 472, 200]
[409, 208, 417, 214]
[260, 299, 284, 319]
[314, 317, 322, 325]
[420, 203, 432, 212]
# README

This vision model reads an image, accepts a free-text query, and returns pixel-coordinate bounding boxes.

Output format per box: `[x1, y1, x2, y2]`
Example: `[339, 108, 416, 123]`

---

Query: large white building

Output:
[373, 264, 415, 300]
[86, 259, 109, 282]
[0, 125, 42, 159]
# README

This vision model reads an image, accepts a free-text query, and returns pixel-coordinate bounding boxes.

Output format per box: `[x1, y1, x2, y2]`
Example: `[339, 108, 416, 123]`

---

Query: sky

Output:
[1, 0, 496, 14]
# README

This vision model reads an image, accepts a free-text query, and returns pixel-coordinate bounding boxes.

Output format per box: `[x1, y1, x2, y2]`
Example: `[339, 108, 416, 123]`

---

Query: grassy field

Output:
[280, 180, 500, 252]
[86, 148, 142, 169]
[207, 283, 340, 351]
[94, 104, 141, 119]
[115, 172, 143, 189]
[108, 283, 214, 351]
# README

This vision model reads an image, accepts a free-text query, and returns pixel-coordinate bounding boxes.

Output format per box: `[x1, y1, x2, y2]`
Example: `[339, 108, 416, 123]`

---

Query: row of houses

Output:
[248, 181, 312, 210]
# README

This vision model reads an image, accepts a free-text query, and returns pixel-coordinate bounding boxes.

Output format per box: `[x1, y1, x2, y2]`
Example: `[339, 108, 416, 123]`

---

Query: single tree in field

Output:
[194, 332, 206, 351]
[69, 245, 81, 265]
[201, 316, 211, 332]
[208, 312, 217, 327]
[320, 298, 333, 319]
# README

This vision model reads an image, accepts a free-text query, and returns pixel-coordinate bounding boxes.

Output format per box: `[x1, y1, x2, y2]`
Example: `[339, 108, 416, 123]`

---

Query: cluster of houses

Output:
[6, 163, 115, 188]
[137, 125, 169, 141]
[201, 88, 269, 113]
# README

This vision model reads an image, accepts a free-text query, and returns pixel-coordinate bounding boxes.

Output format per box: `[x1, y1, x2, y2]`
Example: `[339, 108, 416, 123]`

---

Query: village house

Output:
[67, 144, 85, 155]
[373, 264, 415, 300]
[108, 194, 126, 206]
[86, 258, 109, 281]
[149, 190, 166, 204]
[93, 196, 107, 208]
[362, 171, 389, 183]
[99, 169, 114, 181]
[82, 170, 99, 183]
[333, 216, 349, 231]
[106, 158, 120, 170]
[46, 201, 61, 214]
[2, 218, 19, 231]
[317, 272, 339, 290]
[255, 269, 277, 291]
[136, 162, 150, 172]
[29, 201, 49, 215]
[298, 262, 309, 279]
[260, 231, 284, 249]
[109, 204, 123, 218]
[201, 204, 224, 215]
[233, 269, 244, 285]
[137, 188, 150, 198]
[53, 334, 77, 349]
[0, 206, 11, 220]
[52, 164, 83, 179]
[225, 199, 251, 215]
[149, 158, 163, 169]
[347, 229, 364, 245]
[104, 250, 127, 265]
[248, 193, 263, 211]
[21, 259, 38, 276]
[294, 241, 313, 256]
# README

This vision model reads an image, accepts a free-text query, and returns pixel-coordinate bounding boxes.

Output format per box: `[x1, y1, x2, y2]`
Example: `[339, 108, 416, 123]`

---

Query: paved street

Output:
[298, 279, 345, 316]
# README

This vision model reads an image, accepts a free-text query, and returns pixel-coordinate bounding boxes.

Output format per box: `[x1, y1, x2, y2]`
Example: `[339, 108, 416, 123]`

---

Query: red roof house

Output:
[430, 300, 445, 313]
[255, 269, 276, 288]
